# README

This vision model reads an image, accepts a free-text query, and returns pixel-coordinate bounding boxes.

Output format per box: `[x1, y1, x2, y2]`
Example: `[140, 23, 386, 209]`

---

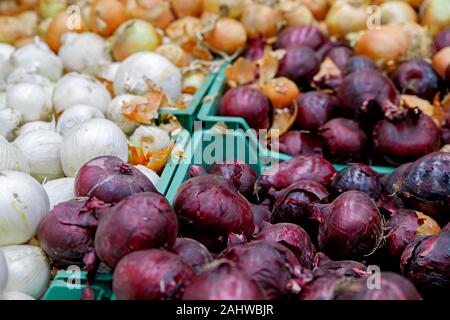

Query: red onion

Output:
[244, 38, 266, 61]
[343, 56, 378, 76]
[434, 28, 450, 51]
[381, 162, 412, 195]
[75, 155, 156, 204]
[256, 155, 336, 198]
[391, 60, 440, 100]
[327, 46, 354, 71]
[38, 198, 106, 267]
[334, 272, 422, 300]
[337, 70, 401, 119]
[373, 109, 441, 165]
[251, 203, 272, 233]
[113, 249, 194, 300]
[319, 118, 368, 163]
[207, 161, 257, 200]
[316, 191, 384, 260]
[182, 260, 266, 300]
[312, 252, 367, 278]
[330, 164, 382, 200]
[222, 240, 306, 299]
[218, 87, 270, 130]
[400, 232, 450, 297]
[256, 223, 315, 268]
[95, 192, 178, 268]
[442, 127, 450, 145]
[398, 152, 450, 224]
[276, 46, 320, 84]
[173, 175, 254, 252]
[443, 222, 450, 232]
[296, 91, 335, 131]
[275, 26, 326, 50]
[272, 131, 323, 157]
[172, 238, 213, 271]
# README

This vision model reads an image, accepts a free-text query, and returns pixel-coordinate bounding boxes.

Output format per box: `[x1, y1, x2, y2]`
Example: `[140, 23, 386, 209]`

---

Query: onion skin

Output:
[272, 131, 323, 157]
[218, 87, 270, 130]
[172, 238, 213, 271]
[330, 164, 382, 200]
[113, 249, 194, 300]
[75, 155, 156, 204]
[400, 232, 450, 297]
[343, 56, 378, 76]
[173, 175, 254, 252]
[276, 46, 320, 84]
[275, 26, 325, 51]
[182, 260, 265, 300]
[296, 91, 335, 131]
[373, 109, 441, 165]
[256, 223, 315, 268]
[398, 152, 450, 224]
[261, 77, 299, 109]
[434, 28, 450, 51]
[95, 192, 178, 268]
[335, 272, 422, 300]
[313, 252, 367, 278]
[317, 191, 384, 260]
[319, 118, 368, 163]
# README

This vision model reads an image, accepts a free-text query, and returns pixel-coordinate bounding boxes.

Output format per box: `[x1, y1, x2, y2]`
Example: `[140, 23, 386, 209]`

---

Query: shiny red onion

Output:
[328, 46, 354, 71]
[276, 46, 320, 84]
[272, 131, 323, 157]
[172, 238, 213, 271]
[434, 28, 450, 51]
[343, 56, 378, 76]
[275, 25, 326, 50]
[296, 91, 335, 131]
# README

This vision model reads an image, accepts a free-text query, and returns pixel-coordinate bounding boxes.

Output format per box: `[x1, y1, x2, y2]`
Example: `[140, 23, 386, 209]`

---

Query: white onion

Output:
[53, 72, 111, 114]
[0, 250, 8, 295]
[0, 108, 22, 139]
[6, 68, 52, 87]
[59, 32, 113, 76]
[130, 126, 171, 152]
[135, 165, 160, 186]
[0, 43, 14, 91]
[0, 92, 6, 110]
[6, 83, 53, 122]
[98, 62, 121, 82]
[56, 104, 105, 136]
[60, 118, 128, 177]
[15, 120, 55, 137]
[1, 245, 50, 299]
[2, 291, 35, 300]
[113, 52, 182, 100]
[0, 170, 50, 246]
[106, 94, 141, 134]
[10, 40, 63, 82]
[14, 130, 64, 182]
[43, 177, 75, 211]
[0, 136, 30, 173]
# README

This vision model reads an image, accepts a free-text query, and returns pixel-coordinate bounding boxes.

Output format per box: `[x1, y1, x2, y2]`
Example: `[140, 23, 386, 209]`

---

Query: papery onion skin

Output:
[182, 260, 265, 300]
[276, 46, 320, 85]
[172, 238, 213, 271]
[218, 87, 270, 130]
[113, 249, 194, 300]
[261, 77, 299, 109]
[275, 26, 326, 51]
[75, 155, 156, 204]
[272, 131, 323, 157]
[296, 92, 335, 131]
[95, 192, 178, 268]
[434, 28, 450, 51]
[343, 56, 378, 76]
[204, 18, 247, 55]
[317, 191, 383, 260]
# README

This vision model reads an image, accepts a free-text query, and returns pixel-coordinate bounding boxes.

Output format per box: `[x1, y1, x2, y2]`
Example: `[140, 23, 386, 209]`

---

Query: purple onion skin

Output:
[174, 175, 254, 252]
[251, 203, 272, 233]
[95, 192, 178, 268]
[256, 223, 315, 268]
[319, 118, 368, 163]
[272, 131, 323, 157]
[335, 272, 422, 300]
[218, 87, 270, 130]
[343, 56, 378, 76]
[434, 28, 450, 51]
[172, 238, 213, 271]
[392, 60, 440, 101]
[400, 232, 450, 297]
[207, 161, 257, 200]
[296, 92, 335, 131]
[313, 252, 367, 278]
[275, 26, 326, 51]
[182, 261, 266, 300]
[373, 109, 441, 165]
[330, 164, 382, 200]
[276, 46, 320, 84]
[328, 46, 354, 71]
[222, 240, 304, 299]
[399, 152, 450, 225]
[38, 198, 102, 267]
[244, 38, 266, 61]
[317, 191, 383, 260]
[113, 249, 194, 300]
[75, 155, 156, 204]
[443, 223, 450, 232]
[256, 156, 336, 197]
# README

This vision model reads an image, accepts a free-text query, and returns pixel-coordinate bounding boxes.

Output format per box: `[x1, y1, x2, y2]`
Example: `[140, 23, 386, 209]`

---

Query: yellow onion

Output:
[45, 11, 87, 52]
[380, 1, 418, 24]
[38, 0, 66, 19]
[0, 0, 37, 16]
[202, 0, 245, 19]
[280, 1, 315, 28]
[170, 0, 203, 18]
[89, 0, 126, 37]
[155, 44, 190, 68]
[182, 71, 206, 94]
[111, 19, 161, 61]
[261, 77, 300, 109]
[326, 0, 369, 38]
[432, 47, 450, 78]
[302, 0, 329, 20]
[166, 16, 203, 44]
[0, 16, 26, 44]
[204, 17, 247, 55]
[121, 0, 173, 29]
[421, 0, 450, 36]
[240, 2, 281, 40]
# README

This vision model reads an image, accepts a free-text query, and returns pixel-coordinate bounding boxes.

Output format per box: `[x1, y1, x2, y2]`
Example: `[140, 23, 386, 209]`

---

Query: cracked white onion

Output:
[0, 136, 29, 173]
[43, 177, 75, 211]
[53, 72, 111, 115]
[1, 245, 50, 299]
[14, 130, 64, 182]
[56, 104, 105, 136]
[60, 118, 128, 177]
[130, 125, 171, 152]
[106, 94, 141, 134]
[0, 170, 50, 246]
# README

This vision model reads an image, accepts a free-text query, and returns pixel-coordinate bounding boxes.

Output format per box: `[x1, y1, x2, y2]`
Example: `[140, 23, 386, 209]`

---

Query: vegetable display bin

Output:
[196, 64, 397, 174]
